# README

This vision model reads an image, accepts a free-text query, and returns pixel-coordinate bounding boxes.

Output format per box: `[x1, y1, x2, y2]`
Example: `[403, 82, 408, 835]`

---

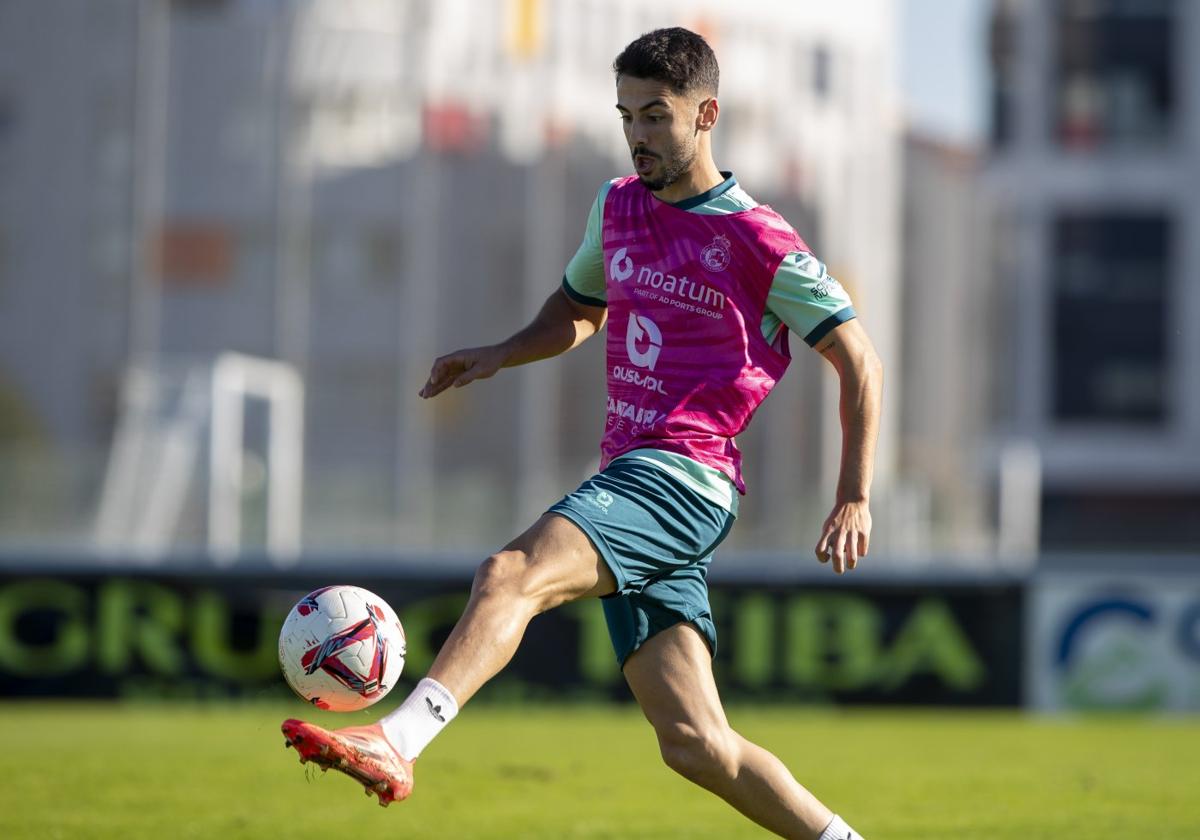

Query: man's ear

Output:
[696, 96, 719, 132]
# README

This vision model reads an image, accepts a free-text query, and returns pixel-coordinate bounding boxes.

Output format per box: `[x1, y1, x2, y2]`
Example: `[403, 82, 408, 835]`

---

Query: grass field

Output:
[2, 702, 1197, 839]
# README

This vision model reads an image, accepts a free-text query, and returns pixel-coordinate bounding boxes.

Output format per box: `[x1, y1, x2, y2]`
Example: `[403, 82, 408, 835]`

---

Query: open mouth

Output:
[634, 154, 657, 175]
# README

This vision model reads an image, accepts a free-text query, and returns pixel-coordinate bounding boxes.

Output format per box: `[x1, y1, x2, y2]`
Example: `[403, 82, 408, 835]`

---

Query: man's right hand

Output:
[419, 345, 509, 398]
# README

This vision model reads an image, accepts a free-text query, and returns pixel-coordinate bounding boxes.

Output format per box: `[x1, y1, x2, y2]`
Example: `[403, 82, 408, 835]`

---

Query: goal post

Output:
[93, 353, 304, 565]
[208, 353, 305, 566]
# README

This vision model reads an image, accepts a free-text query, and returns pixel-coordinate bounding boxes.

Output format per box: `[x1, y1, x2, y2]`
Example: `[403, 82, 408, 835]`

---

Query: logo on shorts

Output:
[700, 235, 731, 272]
[594, 490, 614, 511]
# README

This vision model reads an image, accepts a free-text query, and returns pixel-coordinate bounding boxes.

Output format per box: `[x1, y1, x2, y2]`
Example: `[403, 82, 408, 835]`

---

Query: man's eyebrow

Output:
[615, 98, 671, 114]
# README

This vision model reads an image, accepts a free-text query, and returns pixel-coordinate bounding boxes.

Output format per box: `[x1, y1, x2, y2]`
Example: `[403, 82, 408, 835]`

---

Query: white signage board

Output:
[1028, 573, 1200, 712]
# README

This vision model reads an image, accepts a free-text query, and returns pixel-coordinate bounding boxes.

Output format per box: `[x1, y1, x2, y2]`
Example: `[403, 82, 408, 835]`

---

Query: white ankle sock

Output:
[379, 677, 459, 760]
[819, 815, 864, 840]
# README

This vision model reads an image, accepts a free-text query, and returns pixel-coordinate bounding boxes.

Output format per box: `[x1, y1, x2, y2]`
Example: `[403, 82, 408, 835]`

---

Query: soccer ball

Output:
[278, 585, 406, 712]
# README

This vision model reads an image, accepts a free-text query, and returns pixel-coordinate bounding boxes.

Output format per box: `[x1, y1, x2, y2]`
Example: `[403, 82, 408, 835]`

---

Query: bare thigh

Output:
[622, 622, 729, 739]
[495, 512, 619, 608]
[425, 513, 617, 704]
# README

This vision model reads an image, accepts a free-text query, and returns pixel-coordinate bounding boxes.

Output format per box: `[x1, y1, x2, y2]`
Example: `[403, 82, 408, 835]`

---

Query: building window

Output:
[812, 45, 831, 100]
[154, 222, 235, 289]
[988, 0, 1018, 148]
[0, 227, 7, 299]
[0, 90, 12, 140]
[1042, 488, 1200, 550]
[1052, 212, 1170, 424]
[1055, 0, 1175, 148]
[175, 0, 230, 13]
[314, 227, 401, 293]
[0, 89, 13, 183]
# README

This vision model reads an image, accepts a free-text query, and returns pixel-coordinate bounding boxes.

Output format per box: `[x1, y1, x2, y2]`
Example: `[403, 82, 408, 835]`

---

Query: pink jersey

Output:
[600, 176, 810, 493]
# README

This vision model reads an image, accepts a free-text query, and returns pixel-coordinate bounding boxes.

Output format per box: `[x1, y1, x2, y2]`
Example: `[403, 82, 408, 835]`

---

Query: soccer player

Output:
[284, 27, 881, 840]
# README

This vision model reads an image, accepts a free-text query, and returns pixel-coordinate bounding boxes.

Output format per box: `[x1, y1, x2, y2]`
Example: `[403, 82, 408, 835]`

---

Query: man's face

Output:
[615, 75, 706, 192]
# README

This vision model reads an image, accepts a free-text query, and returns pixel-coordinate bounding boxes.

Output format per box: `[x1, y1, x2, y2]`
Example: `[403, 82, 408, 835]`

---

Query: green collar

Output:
[668, 171, 737, 211]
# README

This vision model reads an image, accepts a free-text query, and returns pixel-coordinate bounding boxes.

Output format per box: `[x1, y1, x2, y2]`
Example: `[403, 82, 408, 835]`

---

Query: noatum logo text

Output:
[633, 266, 725, 310]
[609, 248, 726, 312]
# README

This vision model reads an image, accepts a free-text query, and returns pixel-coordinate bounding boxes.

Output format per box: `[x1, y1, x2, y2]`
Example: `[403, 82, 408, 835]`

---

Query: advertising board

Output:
[1028, 573, 1200, 712]
[0, 563, 1022, 706]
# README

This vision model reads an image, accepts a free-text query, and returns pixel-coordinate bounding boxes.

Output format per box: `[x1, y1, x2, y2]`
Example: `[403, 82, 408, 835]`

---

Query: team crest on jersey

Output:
[700, 235, 731, 272]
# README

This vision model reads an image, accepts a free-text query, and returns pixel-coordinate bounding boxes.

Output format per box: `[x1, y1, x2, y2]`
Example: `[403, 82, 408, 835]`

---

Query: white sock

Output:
[378, 677, 459, 760]
[818, 815, 864, 840]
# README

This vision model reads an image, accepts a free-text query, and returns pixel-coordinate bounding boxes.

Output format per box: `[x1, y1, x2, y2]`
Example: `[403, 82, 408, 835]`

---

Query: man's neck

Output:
[652, 158, 726, 205]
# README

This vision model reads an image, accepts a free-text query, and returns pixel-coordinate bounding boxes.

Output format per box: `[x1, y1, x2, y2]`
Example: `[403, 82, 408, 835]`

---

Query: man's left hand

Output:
[814, 500, 872, 574]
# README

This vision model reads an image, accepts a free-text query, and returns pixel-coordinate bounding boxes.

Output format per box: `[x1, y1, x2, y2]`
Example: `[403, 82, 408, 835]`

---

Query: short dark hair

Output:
[613, 27, 719, 97]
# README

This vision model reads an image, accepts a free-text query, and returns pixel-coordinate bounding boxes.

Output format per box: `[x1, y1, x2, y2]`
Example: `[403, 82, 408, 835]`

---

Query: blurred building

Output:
[0, 0, 901, 556]
[900, 133, 995, 557]
[986, 0, 1200, 551]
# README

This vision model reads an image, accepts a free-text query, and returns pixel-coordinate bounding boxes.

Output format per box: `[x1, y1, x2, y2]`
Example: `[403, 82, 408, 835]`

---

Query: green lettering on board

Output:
[0, 580, 89, 675]
[882, 598, 985, 690]
[732, 593, 774, 688]
[784, 594, 881, 690]
[576, 600, 620, 687]
[192, 590, 282, 682]
[96, 579, 185, 676]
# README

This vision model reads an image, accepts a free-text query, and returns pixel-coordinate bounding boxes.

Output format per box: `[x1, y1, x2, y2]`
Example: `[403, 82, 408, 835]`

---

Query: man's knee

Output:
[656, 721, 739, 785]
[472, 548, 562, 611]
[472, 550, 528, 598]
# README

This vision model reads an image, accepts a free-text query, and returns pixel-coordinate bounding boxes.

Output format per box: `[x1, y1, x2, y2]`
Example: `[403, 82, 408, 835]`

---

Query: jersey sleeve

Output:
[763, 251, 857, 347]
[561, 181, 613, 307]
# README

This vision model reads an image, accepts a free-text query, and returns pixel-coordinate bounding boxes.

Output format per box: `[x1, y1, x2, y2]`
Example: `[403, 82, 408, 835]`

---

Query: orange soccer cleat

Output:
[282, 719, 414, 807]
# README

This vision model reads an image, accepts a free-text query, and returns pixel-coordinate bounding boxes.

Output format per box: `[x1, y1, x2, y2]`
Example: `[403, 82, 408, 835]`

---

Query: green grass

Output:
[1, 702, 1197, 839]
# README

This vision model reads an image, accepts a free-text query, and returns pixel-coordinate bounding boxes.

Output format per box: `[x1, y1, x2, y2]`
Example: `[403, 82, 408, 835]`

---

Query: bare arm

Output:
[420, 288, 607, 398]
[812, 318, 883, 574]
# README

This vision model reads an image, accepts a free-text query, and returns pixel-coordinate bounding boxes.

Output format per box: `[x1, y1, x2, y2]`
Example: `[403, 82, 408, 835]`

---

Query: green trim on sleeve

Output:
[561, 275, 606, 308]
[803, 307, 856, 346]
[563, 180, 614, 304]
[762, 251, 856, 345]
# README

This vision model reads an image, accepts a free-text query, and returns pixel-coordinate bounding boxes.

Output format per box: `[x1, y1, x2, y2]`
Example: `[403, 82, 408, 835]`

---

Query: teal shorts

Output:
[547, 458, 735, 668]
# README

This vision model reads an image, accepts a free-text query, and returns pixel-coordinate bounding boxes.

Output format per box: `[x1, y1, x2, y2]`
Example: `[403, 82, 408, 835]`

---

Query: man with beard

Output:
[283, 26, 881, 840]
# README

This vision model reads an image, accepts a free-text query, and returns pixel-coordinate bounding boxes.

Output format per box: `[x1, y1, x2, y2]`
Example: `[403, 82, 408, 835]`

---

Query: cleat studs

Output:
[364, 788, 373, 797]
[338, 758, 348, 769]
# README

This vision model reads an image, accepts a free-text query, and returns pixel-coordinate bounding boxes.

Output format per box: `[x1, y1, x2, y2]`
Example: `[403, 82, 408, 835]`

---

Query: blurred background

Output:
[0, 0, 1196, 712]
